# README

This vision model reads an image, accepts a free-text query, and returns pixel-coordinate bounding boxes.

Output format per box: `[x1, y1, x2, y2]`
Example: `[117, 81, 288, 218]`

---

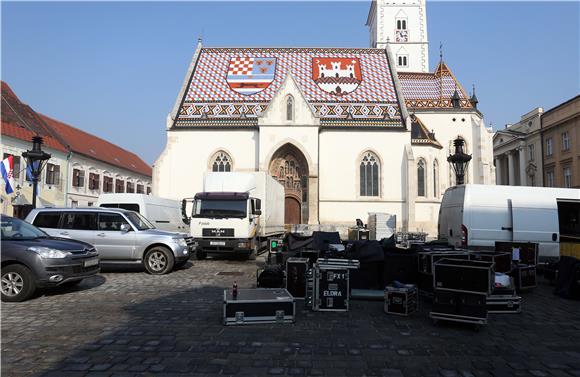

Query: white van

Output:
[96, 194, 188, 233]
[438, 184, 580, 260]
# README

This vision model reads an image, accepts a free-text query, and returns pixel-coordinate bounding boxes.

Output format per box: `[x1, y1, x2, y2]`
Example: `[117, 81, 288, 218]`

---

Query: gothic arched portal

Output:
[268, 143, 309, 225]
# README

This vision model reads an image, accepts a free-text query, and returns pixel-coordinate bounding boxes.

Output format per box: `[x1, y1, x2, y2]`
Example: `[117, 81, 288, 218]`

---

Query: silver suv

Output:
[25, 208, 192, 275]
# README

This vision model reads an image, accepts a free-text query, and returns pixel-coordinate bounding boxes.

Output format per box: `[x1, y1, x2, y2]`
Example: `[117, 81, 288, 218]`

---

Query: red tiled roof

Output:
[1, 82, 67, 152]
[40, 114, 152, 177]
[175, 47, 403, 126]
[1, 81, 151, 177]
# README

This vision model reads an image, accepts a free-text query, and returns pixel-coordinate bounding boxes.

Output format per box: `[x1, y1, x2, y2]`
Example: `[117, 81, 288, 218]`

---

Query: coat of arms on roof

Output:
[226, 57, 276, 96]
[312, 58, 362, 96]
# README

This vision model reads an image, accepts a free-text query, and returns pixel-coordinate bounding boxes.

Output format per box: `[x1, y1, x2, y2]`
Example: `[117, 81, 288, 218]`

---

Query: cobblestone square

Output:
[2, 257, 580, 377]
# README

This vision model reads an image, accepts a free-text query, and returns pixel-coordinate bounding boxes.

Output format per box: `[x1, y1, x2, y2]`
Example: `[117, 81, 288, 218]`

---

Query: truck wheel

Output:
[144, 246, 175, 275]
[1, 265, 36, 302]
[196, 250, 207, 260]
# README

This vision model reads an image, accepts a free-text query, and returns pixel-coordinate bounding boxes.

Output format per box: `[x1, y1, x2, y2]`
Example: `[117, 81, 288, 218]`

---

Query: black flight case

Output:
[223, 288, 295, 326]
[286, 257, 309, 299]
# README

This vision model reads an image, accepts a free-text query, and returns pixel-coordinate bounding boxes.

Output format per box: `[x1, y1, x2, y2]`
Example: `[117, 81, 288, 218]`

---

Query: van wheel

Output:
[144, 247, 175, 275]
[196, 250, 207, 260]
[1, 265, 36, 302]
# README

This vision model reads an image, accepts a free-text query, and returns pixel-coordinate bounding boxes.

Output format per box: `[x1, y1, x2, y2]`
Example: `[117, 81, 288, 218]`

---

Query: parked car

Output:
[25, 208, 192, 275]
[1, 215, 100, 302]
[96, 193, 189, 233]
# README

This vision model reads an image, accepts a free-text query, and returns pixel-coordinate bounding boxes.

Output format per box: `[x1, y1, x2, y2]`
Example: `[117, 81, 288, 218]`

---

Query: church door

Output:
[285, 197, 301, 224]
[269, 143, 309, 225]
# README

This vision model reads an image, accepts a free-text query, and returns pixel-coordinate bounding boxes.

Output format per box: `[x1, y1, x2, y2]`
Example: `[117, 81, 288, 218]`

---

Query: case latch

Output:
[275, 310, 285, 322]
[235, 311, 245, 323]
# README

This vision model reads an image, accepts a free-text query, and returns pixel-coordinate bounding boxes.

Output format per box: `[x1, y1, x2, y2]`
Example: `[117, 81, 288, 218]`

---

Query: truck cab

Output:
[190, 192, 262, 260]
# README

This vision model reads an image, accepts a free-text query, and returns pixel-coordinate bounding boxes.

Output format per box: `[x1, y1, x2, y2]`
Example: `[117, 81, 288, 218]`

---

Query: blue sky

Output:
[2, 1, 579, 165]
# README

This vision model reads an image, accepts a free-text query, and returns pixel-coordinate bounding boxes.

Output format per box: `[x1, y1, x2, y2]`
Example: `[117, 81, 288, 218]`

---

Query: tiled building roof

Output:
[410, 114, 442, 149]
[40, 115, 152, 177]
[1, 82, 67, 152]
[398, 62, 473, 109]
[1, 81, 151, 177]
[175, 47, 404, 127]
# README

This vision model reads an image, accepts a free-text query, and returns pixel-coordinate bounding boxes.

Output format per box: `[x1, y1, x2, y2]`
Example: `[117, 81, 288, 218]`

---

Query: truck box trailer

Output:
[186, 172, 285, 260]
[438, 184, 580, 260]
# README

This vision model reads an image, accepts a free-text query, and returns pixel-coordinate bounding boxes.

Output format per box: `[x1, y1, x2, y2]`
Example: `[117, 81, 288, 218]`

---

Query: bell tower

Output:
[366, 0, 429, 73]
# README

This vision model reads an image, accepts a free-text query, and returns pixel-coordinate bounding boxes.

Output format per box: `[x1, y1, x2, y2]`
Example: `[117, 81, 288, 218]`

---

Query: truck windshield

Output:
[193, 199, 247, 219]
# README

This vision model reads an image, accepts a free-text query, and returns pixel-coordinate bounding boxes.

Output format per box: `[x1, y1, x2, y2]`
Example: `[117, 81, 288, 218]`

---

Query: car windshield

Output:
[1, 216, 49, 240]
[124, 211, 155, 230]
[193, 199, 247, 219]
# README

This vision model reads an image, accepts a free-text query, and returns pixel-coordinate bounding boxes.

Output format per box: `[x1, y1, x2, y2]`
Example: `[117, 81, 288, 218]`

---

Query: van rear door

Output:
[511, 198, 559, 258]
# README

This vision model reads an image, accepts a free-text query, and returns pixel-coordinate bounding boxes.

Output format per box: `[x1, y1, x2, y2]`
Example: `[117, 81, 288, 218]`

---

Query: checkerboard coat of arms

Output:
[312, 58, 362, 96]
[226, 57, 276, 95]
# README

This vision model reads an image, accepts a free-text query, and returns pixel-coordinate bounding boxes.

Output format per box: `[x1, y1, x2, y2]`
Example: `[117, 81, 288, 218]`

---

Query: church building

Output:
[153, 0, 495, 235]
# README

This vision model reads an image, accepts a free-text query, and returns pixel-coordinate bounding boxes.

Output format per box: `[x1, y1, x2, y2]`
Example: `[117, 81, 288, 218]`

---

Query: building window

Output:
[211, 151, 232, 172]
[546, 138, 553, 157]
[2, 154, 21, 179]
[396, 19, 407, 30]
[103, 176, 113, 193]
[564, 167, 572, 188]
[546, 170, 555, 187]
[397, 55, 408, 67]
[359, 151, 380, 197]
[417, 159, 426, 197]
[45, 163, 60, 185]
[433, 159, 439, 197]
[126, 182, 135, 193]
[115, 179, 125, 193]
[146, 186, 151, 195]
[136, 184, 144, 194]
[72, 169, 85, 187]
[89, 173, 100, 190]
[562, 132, 570, 151]
[71, 200, 78, 208]
[286, 95, 294, 121]
[528, 144, 535, 161]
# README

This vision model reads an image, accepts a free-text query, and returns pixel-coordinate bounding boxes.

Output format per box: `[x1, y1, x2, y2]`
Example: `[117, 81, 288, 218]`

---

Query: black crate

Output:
[434, 258, 494, 295]
[300, 249, 320, 268]
[487, 294, 522, 313]
[312, 265, 350, 311]
[510, 264, 537, 291]
[286, 257, 309, 299]
[418, 272, 434, 294]
[384, 284, 418, 316]
[223, 288, 295, 326]
[470, 251, 512, 273]
[430, 289, 487, 325]
[495, 242, 538, 266]
[418, 251, 469, 274]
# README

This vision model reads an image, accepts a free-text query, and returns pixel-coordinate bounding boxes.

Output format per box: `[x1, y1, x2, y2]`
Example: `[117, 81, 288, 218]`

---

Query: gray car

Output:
[25, 208, 193, 275]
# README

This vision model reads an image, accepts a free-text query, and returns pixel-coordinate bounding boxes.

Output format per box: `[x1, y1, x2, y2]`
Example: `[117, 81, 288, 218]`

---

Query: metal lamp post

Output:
[447, 137, 472, 185]
[22, 136, 51, 209]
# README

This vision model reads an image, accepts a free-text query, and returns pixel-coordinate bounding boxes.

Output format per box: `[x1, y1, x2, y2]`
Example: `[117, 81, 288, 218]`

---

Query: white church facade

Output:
[153, 0, 495, 236]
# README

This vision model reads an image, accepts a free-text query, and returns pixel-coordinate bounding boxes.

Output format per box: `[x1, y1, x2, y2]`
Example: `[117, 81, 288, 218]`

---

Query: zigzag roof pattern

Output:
[174, 47, 404, 127]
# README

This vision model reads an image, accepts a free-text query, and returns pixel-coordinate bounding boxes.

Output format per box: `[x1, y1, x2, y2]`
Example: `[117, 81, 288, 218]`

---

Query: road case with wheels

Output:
[286, 257, 309, 299]
[223, 288, 295, 326]
[312, 265, 350, 312]
[430, 289, 487, 326]
[434, 258, 495, 295]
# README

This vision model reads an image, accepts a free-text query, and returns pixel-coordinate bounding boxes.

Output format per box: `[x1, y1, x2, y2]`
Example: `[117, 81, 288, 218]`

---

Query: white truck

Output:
[186, 172, 285, 260]
[438, 184, 580, 260]
[96, 193, 189, 233]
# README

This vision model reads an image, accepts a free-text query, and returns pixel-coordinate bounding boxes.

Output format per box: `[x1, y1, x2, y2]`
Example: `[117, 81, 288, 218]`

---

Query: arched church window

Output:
[360, 151, 380, 197]
[401, 20, 407, 29]
[433, 159, 439, 197]
[417, 159, 426, 197]
[397, 20, 402, 29]
[210, 151, 232, 172]
[285, 161, 289, 175]
[286, 95, 294, 121]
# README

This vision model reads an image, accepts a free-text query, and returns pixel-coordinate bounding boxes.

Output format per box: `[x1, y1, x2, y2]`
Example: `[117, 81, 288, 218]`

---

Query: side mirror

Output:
[181, 199, 191, 225]
[255, 199, 262, 211]
[120, 223, 131, 233]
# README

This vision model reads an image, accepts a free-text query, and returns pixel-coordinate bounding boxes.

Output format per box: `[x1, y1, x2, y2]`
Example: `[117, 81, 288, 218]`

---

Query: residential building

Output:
[1, 82, 152, 217]
[493, 107, 544, 186]
[541, 95, 579, 188]
[153, 0, 495, 237]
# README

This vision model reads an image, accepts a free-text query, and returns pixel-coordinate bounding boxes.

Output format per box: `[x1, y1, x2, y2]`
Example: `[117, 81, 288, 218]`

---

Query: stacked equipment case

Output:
[223, 288, 295, 326]
[384, 284, 418, 316]
[309, 258, 360, 312]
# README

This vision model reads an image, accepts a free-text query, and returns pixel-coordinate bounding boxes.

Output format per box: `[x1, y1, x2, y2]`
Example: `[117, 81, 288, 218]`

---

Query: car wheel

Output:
[196, 250, 207, 260]
[1, 265, 36, 302]
[144, 247, 175, 275]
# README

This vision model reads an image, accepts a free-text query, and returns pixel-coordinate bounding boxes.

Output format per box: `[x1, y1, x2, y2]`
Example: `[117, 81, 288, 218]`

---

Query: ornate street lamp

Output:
[447, 137, 472, 185]
[22, 136, 51, 209]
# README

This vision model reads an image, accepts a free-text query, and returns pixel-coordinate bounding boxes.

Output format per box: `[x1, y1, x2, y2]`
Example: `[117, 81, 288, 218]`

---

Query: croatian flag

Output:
[1, 156, 15, 194]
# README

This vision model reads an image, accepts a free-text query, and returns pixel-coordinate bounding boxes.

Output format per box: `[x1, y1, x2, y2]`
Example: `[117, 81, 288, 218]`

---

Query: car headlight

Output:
[173, 237, 188, 247]
[28, 247, 72, 259]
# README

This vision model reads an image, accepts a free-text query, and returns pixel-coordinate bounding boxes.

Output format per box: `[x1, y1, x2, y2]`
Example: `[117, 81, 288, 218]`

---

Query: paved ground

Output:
[2, 256, 580, 377]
